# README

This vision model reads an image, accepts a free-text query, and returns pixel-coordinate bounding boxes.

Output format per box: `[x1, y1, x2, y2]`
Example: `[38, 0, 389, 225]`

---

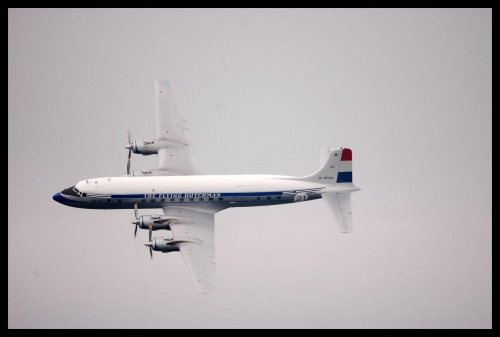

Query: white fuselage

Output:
[53, 175, 329, 211]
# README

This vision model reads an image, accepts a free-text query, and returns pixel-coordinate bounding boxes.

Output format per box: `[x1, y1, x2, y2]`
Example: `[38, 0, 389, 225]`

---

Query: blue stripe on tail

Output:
[337, 172, 352, 183]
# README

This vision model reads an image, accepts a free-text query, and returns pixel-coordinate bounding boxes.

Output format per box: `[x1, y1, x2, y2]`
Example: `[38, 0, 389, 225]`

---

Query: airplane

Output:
[53, 79, 360, 294]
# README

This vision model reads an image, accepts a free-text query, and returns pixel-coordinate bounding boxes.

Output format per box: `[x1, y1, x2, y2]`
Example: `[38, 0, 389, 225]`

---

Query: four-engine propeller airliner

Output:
[53, 79, 360, 294]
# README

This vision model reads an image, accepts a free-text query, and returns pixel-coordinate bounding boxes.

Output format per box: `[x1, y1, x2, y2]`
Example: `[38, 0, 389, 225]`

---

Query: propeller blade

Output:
[126, 130, 133, 175]
[144, 242, 153, 259]
[127, 149, 131, 175]
[143, 242, 153, 259]
[133, 204, 139, 239]
[149, 225, 152, 242]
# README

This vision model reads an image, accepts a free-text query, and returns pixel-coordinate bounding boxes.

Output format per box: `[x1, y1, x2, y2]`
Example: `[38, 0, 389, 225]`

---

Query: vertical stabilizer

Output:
[300, 147, 354, 186]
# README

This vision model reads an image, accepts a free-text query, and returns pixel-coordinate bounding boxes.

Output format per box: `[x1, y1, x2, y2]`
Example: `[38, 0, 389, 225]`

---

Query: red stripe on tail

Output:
[341, 148, 352, 161]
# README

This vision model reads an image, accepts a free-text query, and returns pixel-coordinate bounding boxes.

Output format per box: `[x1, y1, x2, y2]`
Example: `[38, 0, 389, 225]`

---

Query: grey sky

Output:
[8, 8, 491, 328]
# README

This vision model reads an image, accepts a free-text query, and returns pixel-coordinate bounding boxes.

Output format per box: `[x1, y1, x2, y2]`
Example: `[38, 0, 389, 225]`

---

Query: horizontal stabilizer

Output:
[322, 192, 353, 233]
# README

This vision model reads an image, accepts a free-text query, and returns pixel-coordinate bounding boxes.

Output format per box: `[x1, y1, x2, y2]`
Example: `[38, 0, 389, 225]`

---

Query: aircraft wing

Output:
[155, 79, 196, 175]
[322, 192, 352, 233]
[163, 206, 216, 293]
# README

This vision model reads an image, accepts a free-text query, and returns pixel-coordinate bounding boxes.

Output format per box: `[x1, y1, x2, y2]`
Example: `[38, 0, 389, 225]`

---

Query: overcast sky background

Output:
[8, 9, 491, 329]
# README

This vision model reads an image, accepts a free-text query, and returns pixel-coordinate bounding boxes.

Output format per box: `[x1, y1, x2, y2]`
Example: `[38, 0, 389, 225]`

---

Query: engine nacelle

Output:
[138, 215, 172, 230]
[150, 236, 179, 253]
[130, 139, 172, 155]
[130, 169, 174, 177]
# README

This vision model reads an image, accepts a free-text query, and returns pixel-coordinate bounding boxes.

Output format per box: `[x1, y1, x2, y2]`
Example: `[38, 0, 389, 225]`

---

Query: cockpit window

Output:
[62, 186, 80, 197]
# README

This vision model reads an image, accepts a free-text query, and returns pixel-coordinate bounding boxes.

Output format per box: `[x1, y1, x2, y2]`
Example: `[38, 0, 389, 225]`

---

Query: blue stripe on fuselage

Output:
[54, 189, 326, 210]
[53, 193, 83, 204]
[112, 194, 146, 199]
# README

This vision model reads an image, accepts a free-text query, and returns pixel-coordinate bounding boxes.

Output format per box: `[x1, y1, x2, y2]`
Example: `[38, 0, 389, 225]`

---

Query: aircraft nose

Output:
[53, 192, 65, 204]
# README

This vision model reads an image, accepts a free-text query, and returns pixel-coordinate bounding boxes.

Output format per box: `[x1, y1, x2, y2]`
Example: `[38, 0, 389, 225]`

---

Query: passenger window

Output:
[277, 196, 281, 200]
[141, 199, 146, 202]
[218, 197, 223, 201]
[209, 198, 214, 201]
[151, 199, 155, 202]
[161, 198, 165, 202]
[179, 198, 185, 202]
[199, 198, 204, 201]
[266, 197, 271, 200]
[189, 198, 194, 201]
[170, 198, 175, 202]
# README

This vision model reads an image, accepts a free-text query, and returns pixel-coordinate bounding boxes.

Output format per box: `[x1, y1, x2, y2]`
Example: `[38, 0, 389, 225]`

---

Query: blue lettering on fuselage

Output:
[143, 193, 222, 198]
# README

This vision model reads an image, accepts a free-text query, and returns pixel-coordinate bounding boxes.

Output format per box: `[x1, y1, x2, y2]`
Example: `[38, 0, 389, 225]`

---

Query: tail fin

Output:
[299, 147, 354, 186]
[301, 147, 359, 233]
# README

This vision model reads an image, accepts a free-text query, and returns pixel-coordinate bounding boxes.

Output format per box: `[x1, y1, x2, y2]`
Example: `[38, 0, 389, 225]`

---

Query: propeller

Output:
[125, 130, 132, 175]
[131, 203, 139, 238]
[149, 225, 152, 242]
[144, 242, 153, 259]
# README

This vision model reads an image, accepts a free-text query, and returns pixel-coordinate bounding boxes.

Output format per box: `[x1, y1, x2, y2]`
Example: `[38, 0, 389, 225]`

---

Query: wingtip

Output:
[195, 282, 217, 294]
